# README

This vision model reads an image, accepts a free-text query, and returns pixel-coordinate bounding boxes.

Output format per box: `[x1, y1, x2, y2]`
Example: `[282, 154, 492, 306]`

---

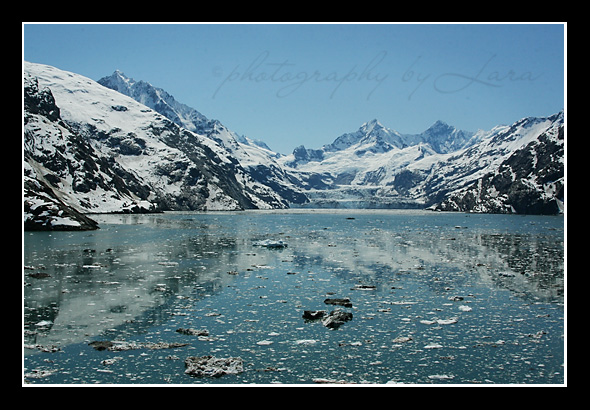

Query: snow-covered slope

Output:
[97, 70, 209, 134]
[23, 61, 296, 228]
[430, 112, 564, 214]
[98, 70, 308, 206]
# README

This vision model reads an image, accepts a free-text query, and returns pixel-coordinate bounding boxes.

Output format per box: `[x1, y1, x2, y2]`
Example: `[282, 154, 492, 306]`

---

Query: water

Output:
[23, 210, 565, 384]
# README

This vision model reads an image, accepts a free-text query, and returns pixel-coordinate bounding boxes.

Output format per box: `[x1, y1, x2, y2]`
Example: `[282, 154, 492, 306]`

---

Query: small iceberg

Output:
[253, 239, 288, 249]
[428, 374, 454, 380]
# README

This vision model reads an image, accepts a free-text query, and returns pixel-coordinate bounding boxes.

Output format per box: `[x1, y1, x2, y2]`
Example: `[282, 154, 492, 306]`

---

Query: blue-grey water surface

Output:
[23, 210, 565, 384]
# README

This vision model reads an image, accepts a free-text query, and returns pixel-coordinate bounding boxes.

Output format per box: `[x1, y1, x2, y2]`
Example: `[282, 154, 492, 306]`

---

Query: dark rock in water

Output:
[88, 341, 114, 351]
[27, 272, 51, 279]
[302, 310, 327, 321]
[184, 355, 244, 378]
[176, 328, 209, 336]
[324, 297, 353, 308]
[322, 310, 353, 329]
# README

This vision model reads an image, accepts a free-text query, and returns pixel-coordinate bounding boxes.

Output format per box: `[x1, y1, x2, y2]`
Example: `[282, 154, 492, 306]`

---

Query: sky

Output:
[23, 23, 565, 154]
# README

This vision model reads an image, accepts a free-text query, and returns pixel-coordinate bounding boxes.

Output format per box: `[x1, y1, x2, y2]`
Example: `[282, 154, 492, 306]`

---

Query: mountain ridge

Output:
[23, 61, 297, 231]
[23, 62, 564, 230]
[279, 110, 564, 212]
[98, 70, 308, 206]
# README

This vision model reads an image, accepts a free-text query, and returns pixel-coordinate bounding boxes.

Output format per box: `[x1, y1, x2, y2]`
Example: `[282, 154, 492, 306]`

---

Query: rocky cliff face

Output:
[24, 75, 100, 230]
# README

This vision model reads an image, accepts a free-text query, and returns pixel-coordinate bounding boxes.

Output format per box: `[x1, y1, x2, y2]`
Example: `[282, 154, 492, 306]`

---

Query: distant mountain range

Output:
[279, 111, 564, 213]
[23, 62, 564, 230]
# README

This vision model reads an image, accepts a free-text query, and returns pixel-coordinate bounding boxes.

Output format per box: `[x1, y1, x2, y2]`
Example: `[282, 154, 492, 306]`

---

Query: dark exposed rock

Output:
[324, 297, 352, 308]
[302, 310, 327, 320]
[322, 310, 353, 329]
[24, 177, 99, 231]
[24, 75, 60, 122]
[89, 340, 188, 351]
[176, 328, 209, 336]
[88, 341, 114, 351]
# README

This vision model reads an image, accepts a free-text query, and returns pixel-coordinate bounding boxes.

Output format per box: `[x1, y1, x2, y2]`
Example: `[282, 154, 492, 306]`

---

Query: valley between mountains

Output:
[23, 62, 564, 230]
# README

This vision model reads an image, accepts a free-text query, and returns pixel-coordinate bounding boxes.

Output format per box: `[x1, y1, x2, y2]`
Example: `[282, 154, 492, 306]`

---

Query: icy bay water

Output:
[23, 210, 565, 384]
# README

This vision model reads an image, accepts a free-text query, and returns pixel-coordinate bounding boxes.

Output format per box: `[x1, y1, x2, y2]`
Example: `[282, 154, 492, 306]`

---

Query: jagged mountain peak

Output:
[100, 69, 137, 93]
[324, 119, 398, 152]
[421, 120, 474, 153]
[112, 69, 128, 79]
[322, 118, 473, 155]
[360, 118, 384, 131]
[425, 119, 453, 133]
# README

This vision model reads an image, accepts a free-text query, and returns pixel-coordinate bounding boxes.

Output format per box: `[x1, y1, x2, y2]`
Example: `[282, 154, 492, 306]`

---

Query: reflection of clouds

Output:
[24, 210, 292, 350]
[24, 221, 245, 349]
[288, 225, 563, 303]
[24, 211, 564, 353]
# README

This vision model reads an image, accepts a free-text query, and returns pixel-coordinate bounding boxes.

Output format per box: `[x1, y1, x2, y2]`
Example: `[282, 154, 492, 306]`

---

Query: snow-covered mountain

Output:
[278, 118, 476, 207]
[430, 112, 564, 214]
[97, 70, 210, 134]
[23, 61, 303, 229]
[97, 70, 308, 206]
[23, 61, 564, 230]
[279, 112, 564, 213]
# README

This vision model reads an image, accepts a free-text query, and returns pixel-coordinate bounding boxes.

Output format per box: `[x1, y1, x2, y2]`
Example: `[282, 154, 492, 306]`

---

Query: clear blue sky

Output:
[23, 23, 565, 154]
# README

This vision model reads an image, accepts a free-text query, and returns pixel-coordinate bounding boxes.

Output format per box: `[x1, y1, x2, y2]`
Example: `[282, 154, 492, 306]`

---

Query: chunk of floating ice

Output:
[436, 318, 458, 325]
[256, 340, 274, 346]
[351, 284, 377, 290]
[253, 239, 288, 248]
[184, 356, 243, 378]
[428, 374, 454, 380]
[420, 318, 457, 325]
[420, 320, 437, 325]
[498, 272, 515, 277]
[459, 305, 472, 312]
[295, 339, 317, 345]
[424, 343, 443, 349]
